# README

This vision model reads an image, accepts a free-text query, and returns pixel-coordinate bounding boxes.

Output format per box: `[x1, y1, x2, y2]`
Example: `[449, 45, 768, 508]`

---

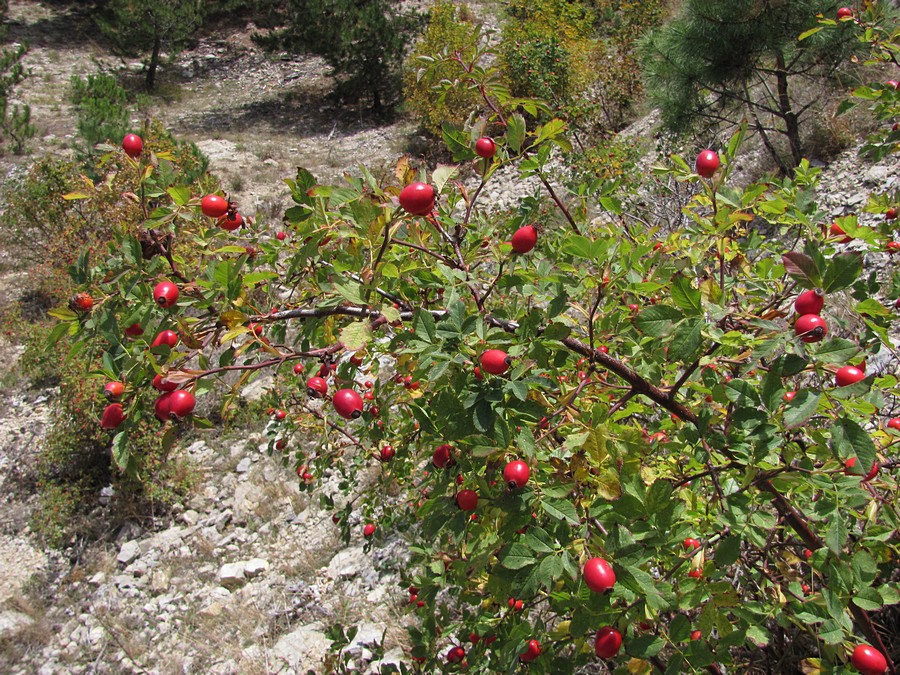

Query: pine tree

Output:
[259, 0, 423, 114]
[0, 1, 37, 153]
[640, 0, 859, 171]
[98, 0, 203, 92]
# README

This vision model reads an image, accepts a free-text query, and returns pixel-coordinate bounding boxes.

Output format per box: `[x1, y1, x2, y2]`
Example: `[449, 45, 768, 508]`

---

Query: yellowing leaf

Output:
[339, 321, 371, 351]
[62, 191, 91, 200]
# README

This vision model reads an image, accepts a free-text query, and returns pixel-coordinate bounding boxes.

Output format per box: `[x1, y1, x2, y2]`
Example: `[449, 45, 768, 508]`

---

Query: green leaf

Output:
[667, 318, 703, 362]
[671, 276, 702, 314]
[668, 614, 692, 642]
[111, 430, 129, 472]
[626, 635, 665, 658]
[855, 298, 891, 318]
[830, 417, 877, 476]
[715, 535, 742, 566]
[413, 310, 437, 343]
[635, 305, 683, 337]
[798, 26, 824, 40]
[432, 164, 458, 194]
[541, 499, 579, 525]
[536, 554, 564, 590]
[166, 185, 191, 206]
[441, 123, 475, 162]
[822, 253, 863, 293]
[332, 280, 366, 305]
[811, 338, 860, 363]
[852, 588, 883, 611]
[825, 515, 847, 555]
[723, 379, 761, 407]
[500, 542, 536, 570]
[339, 321, 371, 351]
[783, 390, 821, 429]
[507, 114, 526, 154]
[48, 307, 77, 321]
[782, 252, 822, 287]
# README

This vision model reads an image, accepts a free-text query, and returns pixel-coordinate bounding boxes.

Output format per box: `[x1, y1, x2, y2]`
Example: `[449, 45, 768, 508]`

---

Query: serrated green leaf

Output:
[831, 417, 877, 475]
[668, 318, 703, 362]
[668, 614, 692, 642]
[724, 379, 761, 407]
[823, 253, 863, 292]
[782, 252, 822, 287]
[811, 338, 860, 363]
[626, 635, 665, 658]
[500, 542, 536, 570]
[541, 499, 579, 525]
[507, 113, 526, 153]
[339, 321, 371, 351]
[111, 430, 129, 472]
[635, 305, 683, 337]
[671, 276, 702, 314]
[783, 390, 821, 429]
[855, 298, 891, 317]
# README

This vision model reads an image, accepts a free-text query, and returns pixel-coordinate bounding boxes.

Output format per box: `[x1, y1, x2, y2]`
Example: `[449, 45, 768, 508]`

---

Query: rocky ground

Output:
[0, 1, 899, 674]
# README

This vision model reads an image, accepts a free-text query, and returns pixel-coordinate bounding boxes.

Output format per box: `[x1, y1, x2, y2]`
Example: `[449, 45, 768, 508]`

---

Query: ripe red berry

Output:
[887, 417, 900, 431]
[275, 409, 287, 420]
[794, 314, 827, 343]
[511, 225, 538, 253]
[100, 403, 125, 429]
[519, 639, 541, 663]
[276, 231, 286, 241]
[794, 288, 824, 315]
[333, 389, 363, 419]
[152, 374, 177, 392]
[70, 292, 94, 312]
[201, 194, 229, 218]
[122, 133, 143, 158]
[456, 489, 478, 511]
[153, 281, 179, 309]
[691, 630, 702, 641]
[850, 644, 888, 675]
[103, 381, 125, 401]
[682, 537, 701, 551]
[594, 626, 622, 659]
[399, 182, 435, 216]
[803, 548, 813, 560]
[829, 222, 853, 243]
[154, 392, 173, 422]
[837, 7, 853, 19]
[151, 329, 179, 349]
[379, 445, 395, 462]
[503, 459, 530, 489]
[583, 557, 616, 593]
[835, 365, 865, 387]
[844, 457, 879, 481]
[783, 390, 797, 402]
[688, 569, 702, 579]
[432, 443, 454, 468]
[473, 366, 483, 380]
[475, 137, 496, 159]
[217, 211, 243, 231]
[446, 646, 466, 664]
[695, 150, 720, 178]
[480, 349, 510, 375]
[363, 523, 376, 538]
[124, 323, 143, 337]
[306, 376, 328, 398]
[167, 390, 196, 419]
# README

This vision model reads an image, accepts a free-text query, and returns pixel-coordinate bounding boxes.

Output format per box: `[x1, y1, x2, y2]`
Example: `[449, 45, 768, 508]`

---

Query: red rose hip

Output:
[399, 182, 435, 216]
[583, 557, 616, 593]
[332, 389, 363, 419]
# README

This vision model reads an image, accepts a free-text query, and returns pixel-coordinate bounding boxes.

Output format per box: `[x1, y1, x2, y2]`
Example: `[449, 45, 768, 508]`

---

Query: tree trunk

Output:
[146, 35, 161, 91]
[774, 50, 803, 168]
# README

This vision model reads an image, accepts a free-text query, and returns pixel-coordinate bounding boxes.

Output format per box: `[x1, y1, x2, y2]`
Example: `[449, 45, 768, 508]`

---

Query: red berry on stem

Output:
[503, 459, 530, 489]
[103, 381, 125, 401]
[333, 389, 363, 419]
[794, 314, 827, 343]
[70, 292, 94, 312]
[830, 222, 853, 243]
[306, 376, 328, 398]
[363, 523, 376, 538]
[432, 443, 454, 468]
[887, 417, 900, 431]
[379, 445, 395, 462]
[218, 212, 243, 231]
[511, 225, 538, 253]
[695, 150, 720, 178]
[101, 403, 125, 429]
[153, 281, 179, 309]
[844, 457, 879, 481]
[837, 6, 853, 19]
[794, 288, 824, 315]
[122, 133, 143, 158]
[399, 182, 435, 216]
[519, 639, 541, 663]
[583, 557, 616, 593]
[201, 194, 229, 218]
[835, 365, 865, 387]
[456, 489, 478, 511]
[154, 392, 173, 422]
[167, 390, 196, 419]
[152, 330, 179, 349]
[480, 349, 511, 375]
[475, 137, 496, 159]
[682, 537, 701, 551]
[152, 374, 177, 392]
[594, 626, 622, 659]
[850, 644, 888, 675]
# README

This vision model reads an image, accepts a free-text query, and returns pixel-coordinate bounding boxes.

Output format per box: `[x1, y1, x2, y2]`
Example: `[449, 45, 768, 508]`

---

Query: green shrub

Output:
[0, 43, 36, 154]
[70, 72, 130, 149]
[403, 1, 484, 136]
